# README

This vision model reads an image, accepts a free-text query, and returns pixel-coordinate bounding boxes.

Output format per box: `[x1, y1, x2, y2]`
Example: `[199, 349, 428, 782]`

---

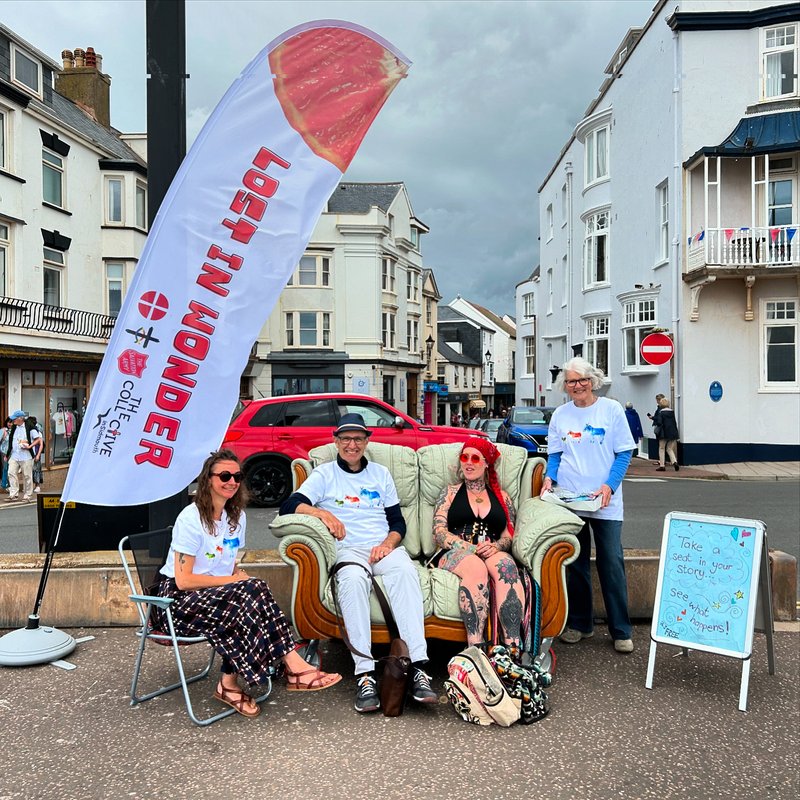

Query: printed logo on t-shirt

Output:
[563, 424, 606, 444]
[223, 537, 240, 550]
[333, 488, 385, 508]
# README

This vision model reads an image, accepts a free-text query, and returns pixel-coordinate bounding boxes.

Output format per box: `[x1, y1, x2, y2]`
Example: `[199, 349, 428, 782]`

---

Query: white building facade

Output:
[0, 26, 147, 467]
[514, 270, 538, 406]
[254, 182, 432, 419]
[537, 0, 799, 463]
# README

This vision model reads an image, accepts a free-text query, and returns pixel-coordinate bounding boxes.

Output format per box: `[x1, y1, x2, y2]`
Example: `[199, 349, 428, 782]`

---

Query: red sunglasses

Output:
[459, 453, 484, 464]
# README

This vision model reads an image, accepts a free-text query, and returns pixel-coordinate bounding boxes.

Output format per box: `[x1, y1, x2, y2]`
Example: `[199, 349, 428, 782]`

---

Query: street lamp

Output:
[425, 334, 435, 369]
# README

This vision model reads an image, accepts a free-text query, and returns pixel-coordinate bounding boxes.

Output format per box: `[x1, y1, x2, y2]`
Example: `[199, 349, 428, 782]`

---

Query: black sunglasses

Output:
[211, 471, 243, 483]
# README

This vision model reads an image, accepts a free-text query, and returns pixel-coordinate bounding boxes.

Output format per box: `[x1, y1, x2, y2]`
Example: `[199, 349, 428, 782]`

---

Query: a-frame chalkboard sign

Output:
[645, 511, 775, 711]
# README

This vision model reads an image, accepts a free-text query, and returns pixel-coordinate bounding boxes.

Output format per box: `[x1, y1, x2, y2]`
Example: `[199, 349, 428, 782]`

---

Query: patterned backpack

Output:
[488, 645, 551, 724]
[443, 646, 521, 726]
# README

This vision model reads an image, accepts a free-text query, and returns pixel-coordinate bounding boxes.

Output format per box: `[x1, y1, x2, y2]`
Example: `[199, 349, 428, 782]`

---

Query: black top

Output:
[653, 408, 680, 441]
[447, 483, 506, 544]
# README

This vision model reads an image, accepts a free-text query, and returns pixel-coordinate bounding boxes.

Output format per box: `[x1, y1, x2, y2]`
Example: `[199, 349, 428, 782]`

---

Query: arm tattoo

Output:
[177, 553, 186, 565]
[505, 493, 517, 528]
[433, 485, 476, 552]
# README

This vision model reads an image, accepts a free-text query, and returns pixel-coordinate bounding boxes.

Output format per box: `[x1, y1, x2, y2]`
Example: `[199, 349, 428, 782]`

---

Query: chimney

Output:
[55, 45, 111, 128]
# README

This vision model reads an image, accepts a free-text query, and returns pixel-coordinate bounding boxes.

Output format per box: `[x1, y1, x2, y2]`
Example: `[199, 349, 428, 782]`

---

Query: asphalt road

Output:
[2, 478, 797, 564]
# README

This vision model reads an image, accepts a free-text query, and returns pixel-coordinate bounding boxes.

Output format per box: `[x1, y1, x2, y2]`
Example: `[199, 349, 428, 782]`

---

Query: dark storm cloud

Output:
[4, 0, 654, 314]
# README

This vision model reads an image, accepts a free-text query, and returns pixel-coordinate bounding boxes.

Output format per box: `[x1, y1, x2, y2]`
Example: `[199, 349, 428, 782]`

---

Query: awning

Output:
[469, 399, 486, 408]
[684, 110, 800, 167]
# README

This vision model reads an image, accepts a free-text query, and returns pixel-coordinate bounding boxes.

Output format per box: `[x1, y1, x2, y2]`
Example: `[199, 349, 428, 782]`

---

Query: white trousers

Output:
[334, 546, 428, 675]
[8, 457, 33, 499]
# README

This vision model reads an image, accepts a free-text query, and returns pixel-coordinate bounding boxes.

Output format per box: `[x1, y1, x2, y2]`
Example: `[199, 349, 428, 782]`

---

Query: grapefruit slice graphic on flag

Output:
[269, 22, 410, 173]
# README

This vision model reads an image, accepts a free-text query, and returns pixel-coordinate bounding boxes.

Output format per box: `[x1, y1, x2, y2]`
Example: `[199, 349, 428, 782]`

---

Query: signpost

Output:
[645, 511, 775, 711]
[640, 332, 674, 366]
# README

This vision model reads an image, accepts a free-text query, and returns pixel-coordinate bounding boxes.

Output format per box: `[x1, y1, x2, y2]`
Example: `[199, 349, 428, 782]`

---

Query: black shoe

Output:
[410, 667, 438, 704]
[354, 673, 380, 713]
[674, 463, 679, 471]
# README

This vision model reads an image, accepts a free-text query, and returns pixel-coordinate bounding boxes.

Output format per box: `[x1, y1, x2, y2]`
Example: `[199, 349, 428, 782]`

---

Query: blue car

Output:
[496, 406, 554, 456]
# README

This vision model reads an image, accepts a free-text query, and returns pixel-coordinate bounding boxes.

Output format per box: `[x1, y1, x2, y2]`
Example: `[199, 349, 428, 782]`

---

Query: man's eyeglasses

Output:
[565, 378, 591, 387]
[459, 453, 484, 464]
[337, 436, 367, 445]
[211, 471, 243, 483]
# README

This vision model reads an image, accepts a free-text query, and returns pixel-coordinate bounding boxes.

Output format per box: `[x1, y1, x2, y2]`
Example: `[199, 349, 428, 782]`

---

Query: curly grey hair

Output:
[553, 356, 605, 393]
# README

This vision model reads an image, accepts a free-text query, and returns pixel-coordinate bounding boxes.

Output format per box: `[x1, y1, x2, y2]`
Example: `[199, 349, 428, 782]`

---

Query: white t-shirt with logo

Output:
[547, 397, 636, 521]
[299, 459, 399, 549]
[10, 424, 33, 461]
[160, 503, 246, 578]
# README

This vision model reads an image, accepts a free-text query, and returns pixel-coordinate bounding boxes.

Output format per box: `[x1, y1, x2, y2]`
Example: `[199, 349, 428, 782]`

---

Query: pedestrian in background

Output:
[29, 416, 44, 493]
[653, 397, 680, 471]
[624, 402, 643, 450]
[5, 411, 42, 503]
[0, 417, 12, 491]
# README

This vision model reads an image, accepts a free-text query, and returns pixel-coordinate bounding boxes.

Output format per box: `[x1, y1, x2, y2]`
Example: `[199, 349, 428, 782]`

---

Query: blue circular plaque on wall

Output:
[709, 381, 723, 402]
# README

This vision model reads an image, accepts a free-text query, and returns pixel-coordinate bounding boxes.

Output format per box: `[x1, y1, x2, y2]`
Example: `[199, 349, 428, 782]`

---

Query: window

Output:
[585, 316, 609, 375]
[523, 292, 535, 319]
[12, 45, 40, 95]
[546, 204, 554, 241]
[562, 254, 568, 305]
[583, 210, 609, 287]
[407, 319, 419, 353]
[0, 108, 7, 171]
[288, 253, 331, 287]
[387, 214, 395, 237]
[105, 262, 125, 317]
[561, 183, 568, 222]
[382, 257, 396, 293]
[337, 399, 399, 428]
[547, 268, 553, 314]
[761, 299, 798, 387]
[546, 343, 553, 388]
[106, 177, 123, 224]
[622, 298, 657, 369]
[406, 270, 419, 302]
[453, 366, 460, 387]
[762, 24, 798, 100]
[410, 227, 419, 248]
[657, 182, 669, 262]
[135, 182, 147, 229]
[524, 336, 535, 375]
[285, 311, 331, 347]
[0, 222, 9, 295]
[43, 247, 64, 307]
[382, 310, 396, 349]
[585, 126, 609, 185]
[768, 178, 793, 225]
[426, 298, 432, 325]
[42, 149, 64, 207]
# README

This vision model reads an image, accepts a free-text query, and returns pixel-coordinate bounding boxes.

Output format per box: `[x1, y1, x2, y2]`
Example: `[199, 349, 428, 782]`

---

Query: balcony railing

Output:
[687, 225, 798, 270]
[0, 296, 117, 339]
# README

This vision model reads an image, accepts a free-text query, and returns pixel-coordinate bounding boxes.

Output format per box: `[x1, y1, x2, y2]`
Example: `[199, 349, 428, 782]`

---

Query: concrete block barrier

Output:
[0, 548, 794, 629]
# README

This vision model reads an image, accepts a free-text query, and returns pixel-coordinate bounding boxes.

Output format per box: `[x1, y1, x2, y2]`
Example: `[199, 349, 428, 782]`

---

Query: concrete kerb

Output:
[0, 547, 795, 629]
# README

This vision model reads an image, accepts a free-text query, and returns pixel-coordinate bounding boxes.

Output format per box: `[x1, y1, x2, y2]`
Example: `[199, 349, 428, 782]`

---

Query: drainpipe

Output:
[671, 29, 682, 422]
[565, 159, 573, 380]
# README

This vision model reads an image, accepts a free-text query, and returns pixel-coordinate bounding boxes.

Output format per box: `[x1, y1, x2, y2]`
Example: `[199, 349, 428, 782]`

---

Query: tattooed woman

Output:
[153, 449, 340, 718]
[432, 437, 527, 652]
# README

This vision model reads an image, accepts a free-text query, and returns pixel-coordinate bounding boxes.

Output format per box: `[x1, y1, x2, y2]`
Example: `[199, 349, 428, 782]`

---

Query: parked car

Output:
[222, 393, 488, 506]
[478, 418, 504, 442]
[495, 406, 554, 456]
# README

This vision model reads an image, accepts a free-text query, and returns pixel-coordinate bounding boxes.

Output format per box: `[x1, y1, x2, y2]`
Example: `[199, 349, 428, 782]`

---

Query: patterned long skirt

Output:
[153, 577, 296, 688]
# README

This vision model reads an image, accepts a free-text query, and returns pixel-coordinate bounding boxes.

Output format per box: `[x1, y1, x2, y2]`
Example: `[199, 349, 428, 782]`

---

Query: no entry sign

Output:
[640, 332, 674, 365]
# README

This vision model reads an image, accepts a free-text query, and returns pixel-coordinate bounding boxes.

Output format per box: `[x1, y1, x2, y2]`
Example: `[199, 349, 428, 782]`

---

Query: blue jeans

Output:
[566, 517, 632, 640]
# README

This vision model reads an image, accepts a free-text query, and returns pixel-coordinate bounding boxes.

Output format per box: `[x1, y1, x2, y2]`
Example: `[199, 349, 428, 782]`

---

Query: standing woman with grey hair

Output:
[540, 357, 637, 653]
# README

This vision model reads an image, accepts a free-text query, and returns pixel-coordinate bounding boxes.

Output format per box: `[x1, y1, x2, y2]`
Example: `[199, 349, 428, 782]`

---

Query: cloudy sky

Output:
[4, 0, 655, 316]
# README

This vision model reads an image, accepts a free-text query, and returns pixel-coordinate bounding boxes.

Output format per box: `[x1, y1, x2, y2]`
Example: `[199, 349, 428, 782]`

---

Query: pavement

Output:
[0, 623, 796, 800]
[625, 458, 800, 481]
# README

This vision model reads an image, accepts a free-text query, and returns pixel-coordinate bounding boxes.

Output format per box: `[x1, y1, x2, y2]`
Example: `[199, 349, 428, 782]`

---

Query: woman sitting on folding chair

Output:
[153, 449, 341, 718]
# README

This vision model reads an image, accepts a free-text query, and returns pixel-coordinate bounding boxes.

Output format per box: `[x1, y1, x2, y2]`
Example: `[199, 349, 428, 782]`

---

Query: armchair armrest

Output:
[129, 594, 174, 610]
[290, 457, 313, 492]
[512, 497, 582, 577]
[270, 513, 338, 569]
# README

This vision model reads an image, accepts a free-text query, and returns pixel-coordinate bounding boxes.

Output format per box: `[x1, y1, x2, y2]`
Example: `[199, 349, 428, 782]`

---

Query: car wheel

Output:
[246, 458, 291, 507]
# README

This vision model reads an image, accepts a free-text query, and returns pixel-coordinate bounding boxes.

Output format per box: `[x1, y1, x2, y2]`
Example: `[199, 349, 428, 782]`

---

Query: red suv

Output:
[222, 393, 487, 506]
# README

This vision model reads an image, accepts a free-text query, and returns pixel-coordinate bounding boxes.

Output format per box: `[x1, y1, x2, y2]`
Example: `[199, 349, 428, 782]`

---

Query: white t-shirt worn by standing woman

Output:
[546, 397, 636, 522]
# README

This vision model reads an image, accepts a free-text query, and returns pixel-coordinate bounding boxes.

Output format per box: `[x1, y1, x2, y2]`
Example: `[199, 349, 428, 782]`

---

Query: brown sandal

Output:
[285, 668, 342, 692]
[213, 681, 261, 718]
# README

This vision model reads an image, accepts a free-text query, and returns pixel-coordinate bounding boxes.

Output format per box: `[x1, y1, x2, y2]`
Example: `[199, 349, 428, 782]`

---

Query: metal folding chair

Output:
[118, 528, 272, 726]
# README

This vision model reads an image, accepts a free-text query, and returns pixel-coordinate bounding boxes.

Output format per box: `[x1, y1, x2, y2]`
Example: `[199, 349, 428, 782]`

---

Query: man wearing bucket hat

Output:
[5, 410, 42, 503]
[280, 412, 437, 713]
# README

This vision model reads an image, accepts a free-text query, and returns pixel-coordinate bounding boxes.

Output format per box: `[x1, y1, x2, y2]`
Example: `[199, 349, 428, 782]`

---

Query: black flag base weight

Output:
[0, 615, 76, 667]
